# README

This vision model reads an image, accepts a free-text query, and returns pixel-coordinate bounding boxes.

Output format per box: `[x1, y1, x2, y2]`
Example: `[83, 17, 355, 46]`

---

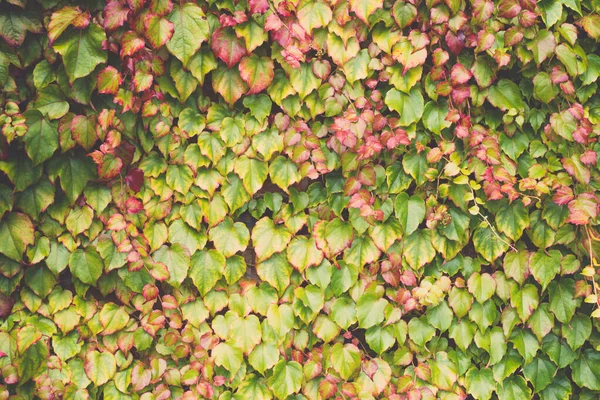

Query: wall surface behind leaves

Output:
[0, 0, 600, 398]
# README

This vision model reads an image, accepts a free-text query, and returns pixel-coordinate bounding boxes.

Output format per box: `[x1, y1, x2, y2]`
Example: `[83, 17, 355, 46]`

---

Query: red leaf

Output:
[450, 63, 472, 85]
[211, 28, 247, 67]
[249, 0, 269, 14]
[126, 168, 144, 192]
[104, 0, 130, 31]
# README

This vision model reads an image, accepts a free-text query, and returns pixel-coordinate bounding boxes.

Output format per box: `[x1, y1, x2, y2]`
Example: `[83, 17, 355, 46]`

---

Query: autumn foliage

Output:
[0, 0, 600, 398]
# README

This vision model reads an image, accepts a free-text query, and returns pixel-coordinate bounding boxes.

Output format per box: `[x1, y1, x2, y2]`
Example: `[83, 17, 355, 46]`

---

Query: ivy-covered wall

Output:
[0, 0, 600, 398]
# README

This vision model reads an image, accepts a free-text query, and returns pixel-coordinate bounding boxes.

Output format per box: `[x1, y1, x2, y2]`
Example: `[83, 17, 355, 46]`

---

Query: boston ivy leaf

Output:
[384, 87, 424, 126]
[190, 249, 225, 296]
[69, 247, 103, 285]
[0, 10, 42, 47]
[473, 226, 510, 263]
[239, 54, 274, 94]
[84, 351, 116, 386]
[0, 213, 35, 262]
[47, 155, 96, 204]
[465, 367, 496, 400]
[166, 3, 209, 66]
[395, 193, 425, 235]
[212, 66, 248, 106]
[487, 79, 525, 110]
[211, 28, 246, 68]
[209, 217, 250, 257]
[22, 111, 59, 165]
[153, 244, 190, 288]
[330, 343, 361, 380]
[349, 0, 383, 23]
[402, 229, 436, 269]
[268, 360, 302, 399]
[53, 24, 107, 83]
[495, 200, 530, 241]
[571, 349, 600, 391]
[530, 250, 561, 291]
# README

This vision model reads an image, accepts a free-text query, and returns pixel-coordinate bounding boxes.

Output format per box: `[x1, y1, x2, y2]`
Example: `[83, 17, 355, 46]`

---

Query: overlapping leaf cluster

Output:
[0, 0, 600, 398]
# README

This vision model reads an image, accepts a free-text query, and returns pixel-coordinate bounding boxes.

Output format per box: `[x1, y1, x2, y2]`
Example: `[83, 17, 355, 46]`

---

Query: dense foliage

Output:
[0, 0, 600, 398]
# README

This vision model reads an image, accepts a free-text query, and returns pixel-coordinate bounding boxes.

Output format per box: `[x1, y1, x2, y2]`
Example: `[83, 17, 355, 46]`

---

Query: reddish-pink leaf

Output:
[103, 0, 130, 31]
[568, 193, 599, 225]
[450, 63, 472, 85]
[126, 197, 143, 214]
[580, 150, 597, 165]
[249, 0, 269, 13]
[97, 66, 122, 95]
[553, 186, 574, 206]
[211, 28, 247, 67]
[239, 54, 274, 94]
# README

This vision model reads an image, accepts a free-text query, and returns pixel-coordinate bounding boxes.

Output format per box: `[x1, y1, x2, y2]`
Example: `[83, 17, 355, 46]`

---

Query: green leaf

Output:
[234, 156, 268, 195]
[153, 244, 190, 288]
[166, 164, 194, 194]
[268, 360, 302, 399]
[527, 30, 556, 65]
[229, 315, 262, 354]
[510, 283, 539, 322]
[48, 155, 96, 204]
[467, 272, 496, 303]
[402, 229, 436, 269]
[503, 250, 530, 285]
[209, 218, 249, 258]
[349, 0, 383, 23]
[344, 236, 381, 268]
[166, 3, 209, 66]
[408, 317, 435, 347]
[422, 101, 452, 134]
[297, 0, 333, 33]
[314, 218, 354, 258]
[548, 279, 578, 323]
[473, 226, 510, 263]
[572, 349, 600, 391]
[495, 200, 530, 241]
[394, 193, 425, 235]
[269, 156, 300, 192]
[252, 217, 292, 262]
[530, 250, 561, 291]
[465, 367, 496, 400]
[561, 314, 591, 350]
[0, 10, 42, 47]
[256, 253, 293, 295]
[0, 213, 35, 262]
[290, 63, 320, 99]
[84, 351, 116, 386]
[533, 72, 558, 103]
[22, 110, 59, 165]
[212, 342, 243, 377]
[523, 355, 557, 392]
[99, 303, 130, 336]
[498, 376, 532, 400]
[24, 266, 56, 298]
[331, 297, 356, 330]
[550, 109, 577, 141]
[487, 79, 526, 111]
[32, 85, 69, 120]
[53, 25, 107, 83]
[212, 66, 249, 106]
[356, 289, 389, 329]
[384, 87, 424, 126]
[286, 236, 323, 272]
[248, 342, 279, 374]
[190, 249, 225, 296]
[330, 343, 361, 380]
[430, 351, 458, 390]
